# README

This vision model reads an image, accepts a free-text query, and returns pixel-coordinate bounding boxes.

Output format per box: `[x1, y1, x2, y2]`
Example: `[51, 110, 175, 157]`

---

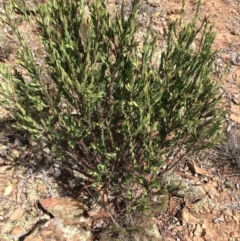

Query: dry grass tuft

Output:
[224, 124, 240, 167]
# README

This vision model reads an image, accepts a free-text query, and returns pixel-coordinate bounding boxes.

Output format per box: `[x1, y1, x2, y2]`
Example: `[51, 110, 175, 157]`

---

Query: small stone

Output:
[39, 197, 87, 223]
[230, 231, 239, 238]
[203, 232, 214, 241]
[230, 113, 240, 124]
[9, 226, 27, 239]
[232, 96, 239, 105]
[11, 148, 20, 158]
[232, 215, 239, 223]
[178, 210, 199, 226]
[0, 157, 5, 164]
[224, 180, 233, 189]
[231, 29, 239, 35]
[73, 170, 87, 180]
[201, 223, 207, 229]
[204, 207, 211, 213]
[231, 52, 238, 65]
[224, 215, 231, 222]
[53, 163, 60, 168]
[38, 184, 47, 192]
[174, 225, 183, 232]
[212, 209, 218, 215]
[194, 224, 203, 237]
[53, 168, 61, 178]
[148, 0, 161, 7]
[145, 222, 162, 240]
[140, 3, 155, 15]
[193, 237, 204, 241]
[222, 208, 232, 216]
[213, 216, 224, 223]
[189, 230, 194, 238]
[227, 123, 232, 132]
[40, 214, 51, 221]
[14, 138, 20, 146]
[221, 53, 231, 64]
[24, 218, 92, 241]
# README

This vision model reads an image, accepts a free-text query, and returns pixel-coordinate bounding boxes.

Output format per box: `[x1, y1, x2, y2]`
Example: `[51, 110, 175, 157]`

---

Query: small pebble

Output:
[231, 52, 238, 65]
[232, 95, 239, 105]
[194, 224, 203, 237]
[53, 168, 61, 177]
[0, 157, 5, 164]
[222, 208, 232, 216]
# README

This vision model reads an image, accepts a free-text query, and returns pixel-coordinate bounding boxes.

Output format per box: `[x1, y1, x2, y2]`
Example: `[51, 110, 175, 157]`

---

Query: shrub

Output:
[0, 0, 224, 212]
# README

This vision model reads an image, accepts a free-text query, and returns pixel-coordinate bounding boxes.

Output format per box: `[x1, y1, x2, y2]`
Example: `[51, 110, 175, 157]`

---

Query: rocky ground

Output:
[0, 0, 240, 240]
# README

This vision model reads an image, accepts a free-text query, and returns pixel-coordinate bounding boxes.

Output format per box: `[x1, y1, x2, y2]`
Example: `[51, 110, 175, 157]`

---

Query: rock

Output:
[232, 95, 239, 105]
[232, 215, 239, 223]
[140, 3, 155, 15]
[148, 0, 161, 7]
[222, 208, 232, 216]
[213, 216, 224, 223]
[0, 28, 14, 59]
[231, 29, 239, 35]
[124, 218, 163, 241]
[9, 226, 27, 239]
[174, 225, 183, 232]
[202, 182, 218, 197]
[224, 214, 232, 222]
[230, 113, 240, 124]
[230, 231, 239, 238]
[0, 157, 5, 164]
[162, 169, 208, 205]
[144, 222, 162, 240]
[193, 237, 204, 241]
[193, 224, 203, 237]
[162, 171, 190, 198]
[221, 53, 231, 64]
[18, 0, 46, 11]
[231, 52, 238, 65]
[39, 198, 87, 224]
[10, 148, 20, 159]
[24, 218, 92, 241]
[178, 209, 199, 226]
[190, 186, 206, 199]
[53, 168, 61, 178]
[201, 223, 207, 229]
[224, 180, 234, 189]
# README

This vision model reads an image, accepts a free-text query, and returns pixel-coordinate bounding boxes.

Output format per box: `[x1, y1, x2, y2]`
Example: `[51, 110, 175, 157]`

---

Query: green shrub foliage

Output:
[0, 0, 223, 208]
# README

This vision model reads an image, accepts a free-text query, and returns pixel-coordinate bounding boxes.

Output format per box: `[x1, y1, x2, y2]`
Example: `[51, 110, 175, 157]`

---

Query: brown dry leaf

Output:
[9, 226, 27, 239]
[88, 208, 111, 219]
[175, 170, 199, 180]
[0, 165, 12, 173]
[9, 208, 24, 221]
[230, 113, 240, 124]
[169, 195, 176, 214]
[16, 185, 25, 204]
[11, 179, 17, 198]
[4, 182, 13, 196]
[202, 182, 219, 198]
[188, 160, 210, 176]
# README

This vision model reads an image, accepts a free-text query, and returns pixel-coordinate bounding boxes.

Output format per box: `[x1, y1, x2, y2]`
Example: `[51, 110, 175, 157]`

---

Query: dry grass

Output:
[215, 124, 240, 169]
[225, 125, 240, 167]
